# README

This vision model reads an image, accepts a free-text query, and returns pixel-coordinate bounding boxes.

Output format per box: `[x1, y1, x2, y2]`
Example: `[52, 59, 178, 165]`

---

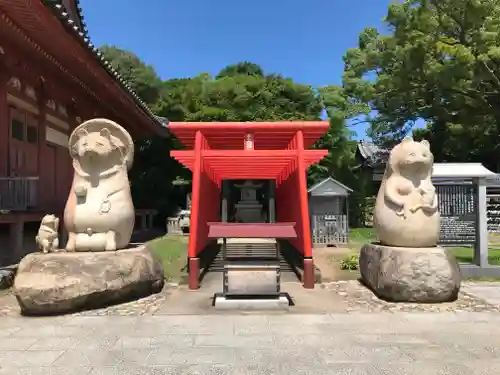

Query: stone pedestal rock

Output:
[14, 245, 164, 315]
[359, 243, 461, 303]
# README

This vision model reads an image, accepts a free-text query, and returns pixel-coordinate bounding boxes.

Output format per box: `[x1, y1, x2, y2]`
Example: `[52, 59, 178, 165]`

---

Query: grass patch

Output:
[349, 227, 376, 246]
[347, 228, 500, 264]
[451, 247, 500, 265]
[340, 228, 500, 281]
[148, 236, 188, 282]
[323, 249, 360, 280]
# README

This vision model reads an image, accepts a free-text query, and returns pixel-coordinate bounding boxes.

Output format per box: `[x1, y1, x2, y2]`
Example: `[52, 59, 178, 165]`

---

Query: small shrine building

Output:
[169, 121, 330, 290]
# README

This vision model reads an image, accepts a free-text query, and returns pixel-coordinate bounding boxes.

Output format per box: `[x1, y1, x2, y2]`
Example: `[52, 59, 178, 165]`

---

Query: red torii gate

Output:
[169, 121, 329, 290]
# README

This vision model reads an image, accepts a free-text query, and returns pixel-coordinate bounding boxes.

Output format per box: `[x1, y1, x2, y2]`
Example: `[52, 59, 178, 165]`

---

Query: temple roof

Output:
[308, 176, 352, 196]
[355, 141, 390, 167]
[53, 0, 87, 35]
[42, 0, 166, 133]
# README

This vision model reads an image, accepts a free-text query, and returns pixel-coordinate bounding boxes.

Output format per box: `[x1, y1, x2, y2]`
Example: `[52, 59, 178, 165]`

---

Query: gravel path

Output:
[1, 280, 499, 316]
[324, 280, 500, 313]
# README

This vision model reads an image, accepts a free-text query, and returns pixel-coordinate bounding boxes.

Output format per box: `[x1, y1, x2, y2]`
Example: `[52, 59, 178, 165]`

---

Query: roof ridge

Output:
[43, 0, 87, 36]
[43, 0, 165, 130]
[73, 0, 89, 37]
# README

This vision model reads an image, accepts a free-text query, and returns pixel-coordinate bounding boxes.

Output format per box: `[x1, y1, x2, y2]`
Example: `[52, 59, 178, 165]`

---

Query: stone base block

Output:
[224, 262, 280, 296]
[359, 243, 461, 303]
[14, 245, 165, 316]
[213, 293, 291, 311]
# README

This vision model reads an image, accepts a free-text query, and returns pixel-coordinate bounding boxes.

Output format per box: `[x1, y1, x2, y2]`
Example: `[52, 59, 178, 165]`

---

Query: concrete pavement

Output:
[462, 282, 500, 306]
[0, 312, 500, 374]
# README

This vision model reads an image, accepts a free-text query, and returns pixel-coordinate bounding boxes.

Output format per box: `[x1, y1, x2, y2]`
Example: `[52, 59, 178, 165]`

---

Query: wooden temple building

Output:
[169, 121, 330, 290]
[354, 141, 390, 181]
[0, 0, 165, 263]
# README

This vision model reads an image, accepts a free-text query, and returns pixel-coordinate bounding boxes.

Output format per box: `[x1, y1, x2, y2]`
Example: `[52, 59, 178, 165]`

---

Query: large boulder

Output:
[359, 243, 461, 303]
[14, 245, 164, 315]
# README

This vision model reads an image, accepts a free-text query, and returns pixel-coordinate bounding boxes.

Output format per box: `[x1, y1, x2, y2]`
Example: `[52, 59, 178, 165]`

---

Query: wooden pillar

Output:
[221, 180, 228, 223]
[345, 196, 350, 243]
[36, 87, 47, 211]
[188, 131, 203, 290]
[269, 180, 276, 223]
[296, 130, 314, 289]
[0, 67, 9, 176]
[10, 219, 24, 262]
[474, 178, 489, 267]
[148, 212, 154, 229]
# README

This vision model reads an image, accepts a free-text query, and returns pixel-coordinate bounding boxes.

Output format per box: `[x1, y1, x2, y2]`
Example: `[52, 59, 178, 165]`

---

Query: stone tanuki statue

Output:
[14, 118, 165, 316]
[359, 137, 461, 303]
[64, 118, 135, 252]
[35, 214, 60, 253]
[374, 137, 440, 247]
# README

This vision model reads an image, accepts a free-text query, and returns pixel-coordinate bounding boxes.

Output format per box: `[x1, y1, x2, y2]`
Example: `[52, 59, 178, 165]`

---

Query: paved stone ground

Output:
[1, 312, 500, 374]
[462, 282, 500, 306]
[2, 277, 500, 373]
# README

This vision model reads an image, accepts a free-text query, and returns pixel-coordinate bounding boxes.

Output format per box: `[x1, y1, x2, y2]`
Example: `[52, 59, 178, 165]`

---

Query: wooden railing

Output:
[167, 217, 183, 235]
[311, 213, 349, 246]
[135, 209, 157, 231]
[0, 177, 39, 211]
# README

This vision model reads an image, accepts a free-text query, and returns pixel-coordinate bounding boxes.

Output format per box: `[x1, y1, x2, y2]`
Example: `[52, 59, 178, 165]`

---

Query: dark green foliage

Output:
[216, 62, 265, 78]
[340, 254, 360, 270]
[342, 0, 500, 170]
[100, 46, 363, 223]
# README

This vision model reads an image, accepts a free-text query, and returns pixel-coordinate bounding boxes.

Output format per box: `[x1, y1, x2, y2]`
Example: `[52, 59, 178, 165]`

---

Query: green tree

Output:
[100, 46, 187, 218]
[100, 45, 163, 107]
[342, 0, 500, 169]
[155, 65, 328, 186]
[216, 62, 264, 78]
[98, 53, 350, 219]
[156, 67, 323, 122]
[312, 85, 370, 226]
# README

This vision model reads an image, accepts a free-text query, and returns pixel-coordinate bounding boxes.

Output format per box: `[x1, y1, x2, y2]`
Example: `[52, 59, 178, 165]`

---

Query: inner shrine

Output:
[233, 180, 266, 223]
[169, 121, 329, 292]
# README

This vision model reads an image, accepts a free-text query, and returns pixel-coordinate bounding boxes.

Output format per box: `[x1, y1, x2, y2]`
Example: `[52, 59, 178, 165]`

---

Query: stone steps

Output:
[209, 242, 294, 273]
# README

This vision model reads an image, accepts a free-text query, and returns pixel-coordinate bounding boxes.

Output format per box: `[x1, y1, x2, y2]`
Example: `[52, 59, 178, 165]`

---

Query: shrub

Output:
[340, 254, 359, 271]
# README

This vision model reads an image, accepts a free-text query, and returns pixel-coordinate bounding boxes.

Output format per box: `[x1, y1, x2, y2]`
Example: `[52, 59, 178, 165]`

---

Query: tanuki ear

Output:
[421, 139, 430, 148]
[100, 127, 112, 140]
[76, 129, 88, 139]
[402, 136, 413, 144]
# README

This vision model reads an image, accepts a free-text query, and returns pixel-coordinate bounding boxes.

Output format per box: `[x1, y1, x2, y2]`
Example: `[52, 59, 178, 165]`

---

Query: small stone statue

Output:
[35, 214, 60, 253]
[234, 180, 263, 202]
[64, 118, 135, 252]
[373, 137, 440, 247]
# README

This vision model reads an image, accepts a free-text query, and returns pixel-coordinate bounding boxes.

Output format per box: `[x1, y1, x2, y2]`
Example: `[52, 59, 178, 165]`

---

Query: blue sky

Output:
[80, 0, 414, 139]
